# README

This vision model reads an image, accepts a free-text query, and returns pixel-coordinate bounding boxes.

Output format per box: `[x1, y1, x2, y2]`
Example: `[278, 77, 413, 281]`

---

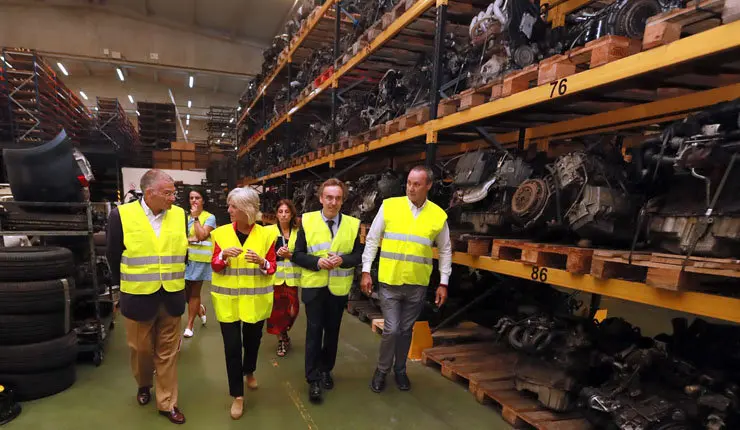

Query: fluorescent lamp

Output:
[1, 56, 12, 69]
[185, 130, 189, 135]
[221, 132, 225, 137]
[116, 67, 125, 81]
[186, 118, 190, 126]
[229, 117, 234, 123]
[217, 139, 221, 144]
[237, 106, 242, 111]
[57, 62, 69, 76]
[188, 75, 194, 88]
[79, 91, 88, 100]
[186, 114, 190, 120]
[136, 110, 140, 116]
[128, 94, 134, 103]
[187, 100, 192, 108]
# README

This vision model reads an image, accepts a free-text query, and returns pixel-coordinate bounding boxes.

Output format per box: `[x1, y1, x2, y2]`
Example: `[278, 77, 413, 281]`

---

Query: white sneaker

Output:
[183, 328, 194, 338]
[200, 304, 207, 326]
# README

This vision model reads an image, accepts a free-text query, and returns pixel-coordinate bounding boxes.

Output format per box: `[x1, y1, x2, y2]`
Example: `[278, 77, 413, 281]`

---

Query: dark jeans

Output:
[219, 320, 265, 397]
[302, 287, 348, 383]
[377, 284, 426, 374]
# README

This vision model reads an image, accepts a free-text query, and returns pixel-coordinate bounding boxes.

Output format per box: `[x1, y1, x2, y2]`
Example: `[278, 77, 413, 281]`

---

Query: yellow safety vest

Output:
[378, 197, 447, 287]
[187, 210, 215, 263]
[210, 223, 275, 323]
[301, 211, 359, 296]
[119, 201, 187, 295]
[265, 224, 300, 287]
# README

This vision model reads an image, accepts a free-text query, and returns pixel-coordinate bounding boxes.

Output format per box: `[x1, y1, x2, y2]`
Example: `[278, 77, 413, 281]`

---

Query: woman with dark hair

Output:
[184, 188, 217, 338]
[265, 199, 301, 357]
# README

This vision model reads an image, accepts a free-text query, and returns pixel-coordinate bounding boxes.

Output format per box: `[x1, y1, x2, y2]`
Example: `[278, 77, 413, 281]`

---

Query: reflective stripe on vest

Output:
[210, 223, 274, 323]
[266, 224, 301, 287]
[119, 202, 188, 295]
[300, 211, 360, 296]
[378, 197, 447, 287]
[188, 210, 214, 263]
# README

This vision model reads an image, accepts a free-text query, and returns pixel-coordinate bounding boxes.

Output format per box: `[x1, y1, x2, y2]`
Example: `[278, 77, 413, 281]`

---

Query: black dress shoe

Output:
[395, 371, 411, 391]
[370, 369, 386, 393]
[320, 372, 334, 390]
[158, 407, 186, 425]
[308, 381, 323, 403]
[136, 387, 151, 406]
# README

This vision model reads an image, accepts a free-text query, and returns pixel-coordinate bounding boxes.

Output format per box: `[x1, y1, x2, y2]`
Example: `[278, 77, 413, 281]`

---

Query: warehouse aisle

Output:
[6, 295, 509, 430]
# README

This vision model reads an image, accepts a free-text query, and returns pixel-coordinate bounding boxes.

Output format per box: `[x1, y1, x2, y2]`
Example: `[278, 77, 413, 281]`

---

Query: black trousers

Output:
[302, 287, 347, 383]
[219, 320, 264, 397]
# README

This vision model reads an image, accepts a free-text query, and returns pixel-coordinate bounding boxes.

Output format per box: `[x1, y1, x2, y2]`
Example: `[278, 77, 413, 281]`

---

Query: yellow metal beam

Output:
[239, 0, 436, 158]
[448, 252, 740, 324]
[237, 0, 338, 126]
[543, 0, 595, 27]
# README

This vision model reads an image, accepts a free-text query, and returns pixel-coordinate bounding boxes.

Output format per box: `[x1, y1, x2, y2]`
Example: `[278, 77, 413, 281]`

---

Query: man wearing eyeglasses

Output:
[106, 169, 189, 425]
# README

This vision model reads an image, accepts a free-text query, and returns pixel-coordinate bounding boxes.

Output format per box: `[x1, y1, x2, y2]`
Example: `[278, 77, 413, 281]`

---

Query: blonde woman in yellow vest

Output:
[183, 188, 217, 339]
[209, 187, 277, 420]
[265, 199, 301, 358]
[291, 178, 364, 404]
[361, 166, 452, 394]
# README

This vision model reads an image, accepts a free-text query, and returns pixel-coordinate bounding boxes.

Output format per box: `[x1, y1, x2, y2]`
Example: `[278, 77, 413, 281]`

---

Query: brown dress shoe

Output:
[230, 397, 244, 420]
[245, 374, 259, 390]
[158, 407, 186, 425]
[136, 387, 151, 406]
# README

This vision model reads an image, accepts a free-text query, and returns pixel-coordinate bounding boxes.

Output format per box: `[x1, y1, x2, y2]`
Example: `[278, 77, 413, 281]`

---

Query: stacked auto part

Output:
[0, 247, 78, 401]
[636, 99, 740, 257]
[449, 150, 533, 234]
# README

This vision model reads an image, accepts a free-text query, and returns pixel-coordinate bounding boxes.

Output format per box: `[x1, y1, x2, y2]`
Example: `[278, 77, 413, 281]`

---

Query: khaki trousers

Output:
[124, 304, 182, 411]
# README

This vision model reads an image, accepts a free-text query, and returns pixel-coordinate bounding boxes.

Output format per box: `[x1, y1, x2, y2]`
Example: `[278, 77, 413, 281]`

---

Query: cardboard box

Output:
[153, 151, 170, 161]
[181, 151, 196, 161]
[171, 141, 186, 150]
[181, 161, 196, 170]
[171, 151, 181, 161]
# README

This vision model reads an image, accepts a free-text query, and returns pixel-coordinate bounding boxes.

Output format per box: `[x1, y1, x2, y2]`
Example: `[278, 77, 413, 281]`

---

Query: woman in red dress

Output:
[266, 200, 301, 357]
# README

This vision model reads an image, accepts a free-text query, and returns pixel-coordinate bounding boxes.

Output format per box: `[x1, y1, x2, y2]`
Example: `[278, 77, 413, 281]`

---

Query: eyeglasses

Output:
[158, 190, 176, 197]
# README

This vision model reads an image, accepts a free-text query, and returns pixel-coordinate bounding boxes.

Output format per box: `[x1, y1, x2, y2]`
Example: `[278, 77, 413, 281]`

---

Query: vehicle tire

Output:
[0, 364, 76, 401]
[0, 332, 78, 374]
[0, 247, 74, 282]
[0, 277, 74, 314]
[0, 313, 68, 345]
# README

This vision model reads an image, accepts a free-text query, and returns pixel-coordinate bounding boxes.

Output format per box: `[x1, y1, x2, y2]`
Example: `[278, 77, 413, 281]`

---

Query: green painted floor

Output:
[6, 294, 510, 430]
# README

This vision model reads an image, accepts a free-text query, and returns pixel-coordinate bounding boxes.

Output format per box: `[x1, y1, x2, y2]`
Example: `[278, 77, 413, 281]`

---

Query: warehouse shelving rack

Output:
[0, 48, 92, 146]
[235, 0, 740, 324]
[206, 106, 237, 148]
[137, 101, 176, 148]
[0, 201, 113, 365]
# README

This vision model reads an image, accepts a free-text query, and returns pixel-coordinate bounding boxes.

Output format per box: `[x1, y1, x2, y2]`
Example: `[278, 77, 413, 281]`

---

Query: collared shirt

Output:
[362, 196, 452, 285]
[321, 211, 340, 236]
[140, 198, 166, 238]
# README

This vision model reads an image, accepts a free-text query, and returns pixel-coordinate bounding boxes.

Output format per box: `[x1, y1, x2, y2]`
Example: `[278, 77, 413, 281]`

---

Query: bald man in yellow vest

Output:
[361, 165, 452, 393]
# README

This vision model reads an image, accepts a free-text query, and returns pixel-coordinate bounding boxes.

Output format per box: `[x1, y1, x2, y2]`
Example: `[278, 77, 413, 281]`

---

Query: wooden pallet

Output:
[538, 35, 641, 86]
[371, 320, 498, 344]
[591, 250, 740, 291]
[458, 82, 499, 111]
[502, 64, 539, 97]
[643, 0, 725, 50]
[491, 240, 594, 275]
[398, 107, 430, 130]
[346, 298, 383, 323]
[457, 234, 495, 257]
[422, 344, 592, 430]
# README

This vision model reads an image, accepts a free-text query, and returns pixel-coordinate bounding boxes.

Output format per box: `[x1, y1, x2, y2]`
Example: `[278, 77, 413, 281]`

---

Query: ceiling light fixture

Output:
[237, 106, 242, 112]
[188, 75, 194, 88]
[187, 100, 192, 108]
[136, 110, 140, 116]
[57, 62, 69, 76]
[186, 118, 190, 126]
[79, 91, 88, 100]
[116, 67, 125, 81]
[185, 130, 189, 135]
[128, 94, 134, 103]
[229, 117, 234, 123]
[1, 56, 12, 69]
[221, 132, 225, 137]
[186, 114, 190, 120]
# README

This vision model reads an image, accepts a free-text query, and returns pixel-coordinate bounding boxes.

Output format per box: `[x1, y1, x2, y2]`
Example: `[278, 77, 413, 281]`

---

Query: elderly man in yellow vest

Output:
[106, 169, 188, 425]
[291, 178, 364, 403]
[361, 165, 452, 393]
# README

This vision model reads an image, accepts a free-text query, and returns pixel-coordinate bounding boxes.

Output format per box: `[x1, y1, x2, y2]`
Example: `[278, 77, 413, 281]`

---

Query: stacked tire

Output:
[0, 247, 78, 401]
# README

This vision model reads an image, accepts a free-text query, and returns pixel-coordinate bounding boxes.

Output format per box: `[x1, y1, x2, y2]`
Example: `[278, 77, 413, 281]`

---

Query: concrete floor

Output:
[6, 294, 510, 430]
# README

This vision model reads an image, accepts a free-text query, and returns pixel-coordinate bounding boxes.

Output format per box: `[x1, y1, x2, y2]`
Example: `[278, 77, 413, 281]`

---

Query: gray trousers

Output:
[377, 283, 426, 374]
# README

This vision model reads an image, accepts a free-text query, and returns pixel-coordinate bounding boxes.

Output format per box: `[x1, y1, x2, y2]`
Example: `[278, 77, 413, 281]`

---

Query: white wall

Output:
[121, 167, 206, 193]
